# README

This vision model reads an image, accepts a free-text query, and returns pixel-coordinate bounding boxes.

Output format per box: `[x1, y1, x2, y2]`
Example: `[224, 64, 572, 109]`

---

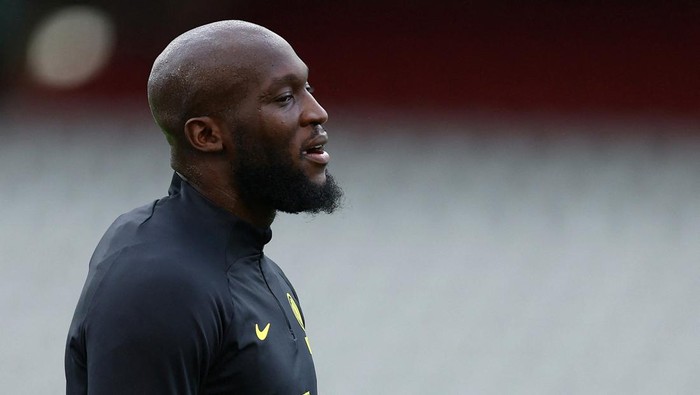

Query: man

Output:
[65, 20, 342, 394]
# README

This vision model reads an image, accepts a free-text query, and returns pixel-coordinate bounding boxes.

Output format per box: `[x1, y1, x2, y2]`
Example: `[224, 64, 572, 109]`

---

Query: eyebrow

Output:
[268, 74, 302, 89]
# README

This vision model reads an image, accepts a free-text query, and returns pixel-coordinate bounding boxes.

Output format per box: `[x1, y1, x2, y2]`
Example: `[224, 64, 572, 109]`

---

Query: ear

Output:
[184, 116, 224, 152]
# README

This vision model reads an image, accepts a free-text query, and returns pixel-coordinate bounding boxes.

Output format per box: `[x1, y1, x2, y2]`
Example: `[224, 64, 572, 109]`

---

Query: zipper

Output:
[258, 255, 296, 340]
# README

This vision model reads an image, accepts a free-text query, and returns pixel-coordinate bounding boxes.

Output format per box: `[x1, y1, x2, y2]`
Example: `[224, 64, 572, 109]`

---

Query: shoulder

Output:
[91, 232, 230, 312]
[82, 197, 234, 330]
[91, 201, 158, 260]
[81, 241, 233, 355]
[93, 193, 229, 271]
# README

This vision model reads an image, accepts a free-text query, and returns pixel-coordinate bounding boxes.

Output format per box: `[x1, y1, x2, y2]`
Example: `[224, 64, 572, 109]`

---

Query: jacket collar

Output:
[167, 172, 273, 256]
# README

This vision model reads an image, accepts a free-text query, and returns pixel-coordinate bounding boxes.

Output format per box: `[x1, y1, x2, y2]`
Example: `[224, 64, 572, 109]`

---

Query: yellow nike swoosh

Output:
[255, 323, 270, 341]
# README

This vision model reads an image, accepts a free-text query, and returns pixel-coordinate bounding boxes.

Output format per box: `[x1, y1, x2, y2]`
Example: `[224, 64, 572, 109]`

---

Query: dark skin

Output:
[148, 21, 329, 228]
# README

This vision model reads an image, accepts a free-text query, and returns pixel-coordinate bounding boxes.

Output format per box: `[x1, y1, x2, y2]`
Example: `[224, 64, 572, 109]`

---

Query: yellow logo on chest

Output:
[287, 293, 305, 331]
[287, 293, 312, 355]
[255, 323, 270, 341]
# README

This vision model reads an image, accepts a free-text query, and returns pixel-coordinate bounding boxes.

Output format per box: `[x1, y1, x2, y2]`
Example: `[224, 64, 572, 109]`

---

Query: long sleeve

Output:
[67, 247, 228, 395]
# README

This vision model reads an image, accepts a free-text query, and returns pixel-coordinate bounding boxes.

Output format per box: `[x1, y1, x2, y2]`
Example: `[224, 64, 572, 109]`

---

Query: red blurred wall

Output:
[20, 1, 700, 117]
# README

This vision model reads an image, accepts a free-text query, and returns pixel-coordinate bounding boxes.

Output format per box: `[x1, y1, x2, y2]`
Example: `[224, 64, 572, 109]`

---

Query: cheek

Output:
[266, 126, 301, 160]
[262, 132, 299, 164]
[254, 112, 301, 161]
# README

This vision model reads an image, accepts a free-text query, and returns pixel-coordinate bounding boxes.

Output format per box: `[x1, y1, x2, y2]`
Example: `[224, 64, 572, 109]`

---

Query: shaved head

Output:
[147, 20, 290, 149]
[146, 20, 341, 223]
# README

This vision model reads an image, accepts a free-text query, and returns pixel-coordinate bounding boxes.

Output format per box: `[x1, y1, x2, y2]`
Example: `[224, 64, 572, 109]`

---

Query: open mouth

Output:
[302, 143, 330, 164]
[302, 144, 324, 155]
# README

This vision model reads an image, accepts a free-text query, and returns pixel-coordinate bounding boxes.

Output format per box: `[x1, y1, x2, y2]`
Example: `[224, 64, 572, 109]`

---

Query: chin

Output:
[306, 170, 327, 185]
[311, 175, 327, 185]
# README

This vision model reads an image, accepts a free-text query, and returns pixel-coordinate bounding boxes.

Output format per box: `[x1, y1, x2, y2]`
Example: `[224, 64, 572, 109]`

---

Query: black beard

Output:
[235, 160, 343, 214]
[232, 133, 343, 214]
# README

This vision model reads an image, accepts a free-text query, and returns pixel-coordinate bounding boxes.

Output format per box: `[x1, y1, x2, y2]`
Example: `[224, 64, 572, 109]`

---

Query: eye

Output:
[305, 84, 315, 94]
[276, 94, 293, 105]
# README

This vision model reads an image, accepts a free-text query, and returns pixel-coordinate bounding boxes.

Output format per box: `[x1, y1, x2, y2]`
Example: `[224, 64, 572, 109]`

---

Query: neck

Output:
[179, 172, 276, 228]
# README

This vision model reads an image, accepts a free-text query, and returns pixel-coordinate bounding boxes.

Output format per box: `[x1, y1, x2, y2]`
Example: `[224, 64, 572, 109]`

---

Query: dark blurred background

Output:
[3, 0, 699, 118]
[2, 2, 700, 394]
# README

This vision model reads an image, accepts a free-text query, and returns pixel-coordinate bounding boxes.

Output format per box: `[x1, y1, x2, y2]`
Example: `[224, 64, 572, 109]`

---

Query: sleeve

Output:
[82, 256, 223, 395]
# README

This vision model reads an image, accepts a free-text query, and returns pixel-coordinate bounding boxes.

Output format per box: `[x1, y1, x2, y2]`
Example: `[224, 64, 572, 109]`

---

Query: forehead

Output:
[248, 42, 309, 93]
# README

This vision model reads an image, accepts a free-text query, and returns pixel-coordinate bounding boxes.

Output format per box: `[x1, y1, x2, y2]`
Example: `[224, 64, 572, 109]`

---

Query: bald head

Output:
[147, 20, 292, 148]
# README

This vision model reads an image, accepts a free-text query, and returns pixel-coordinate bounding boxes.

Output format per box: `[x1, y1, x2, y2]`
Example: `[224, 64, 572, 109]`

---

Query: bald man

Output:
[65, 21, 342, 394]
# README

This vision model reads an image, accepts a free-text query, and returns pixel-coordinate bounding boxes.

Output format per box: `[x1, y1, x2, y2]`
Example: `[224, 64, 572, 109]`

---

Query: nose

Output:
[300, 92, 328, 126]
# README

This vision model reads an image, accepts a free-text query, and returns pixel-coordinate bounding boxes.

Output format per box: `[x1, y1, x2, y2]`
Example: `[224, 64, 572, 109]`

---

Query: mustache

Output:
[311, 126, 327, 137]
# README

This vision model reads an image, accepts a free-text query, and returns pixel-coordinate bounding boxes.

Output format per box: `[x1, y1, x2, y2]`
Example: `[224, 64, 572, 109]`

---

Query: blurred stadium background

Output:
[2, 1, 700, 393]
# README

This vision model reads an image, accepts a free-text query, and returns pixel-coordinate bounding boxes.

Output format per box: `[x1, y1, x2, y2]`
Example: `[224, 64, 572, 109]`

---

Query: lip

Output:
[302, 133, 328, 152]
[301, 133, 330, 165]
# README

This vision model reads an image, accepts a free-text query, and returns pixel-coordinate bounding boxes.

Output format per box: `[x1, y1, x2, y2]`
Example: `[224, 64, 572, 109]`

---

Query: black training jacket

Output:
[65, 173, 317, 394]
